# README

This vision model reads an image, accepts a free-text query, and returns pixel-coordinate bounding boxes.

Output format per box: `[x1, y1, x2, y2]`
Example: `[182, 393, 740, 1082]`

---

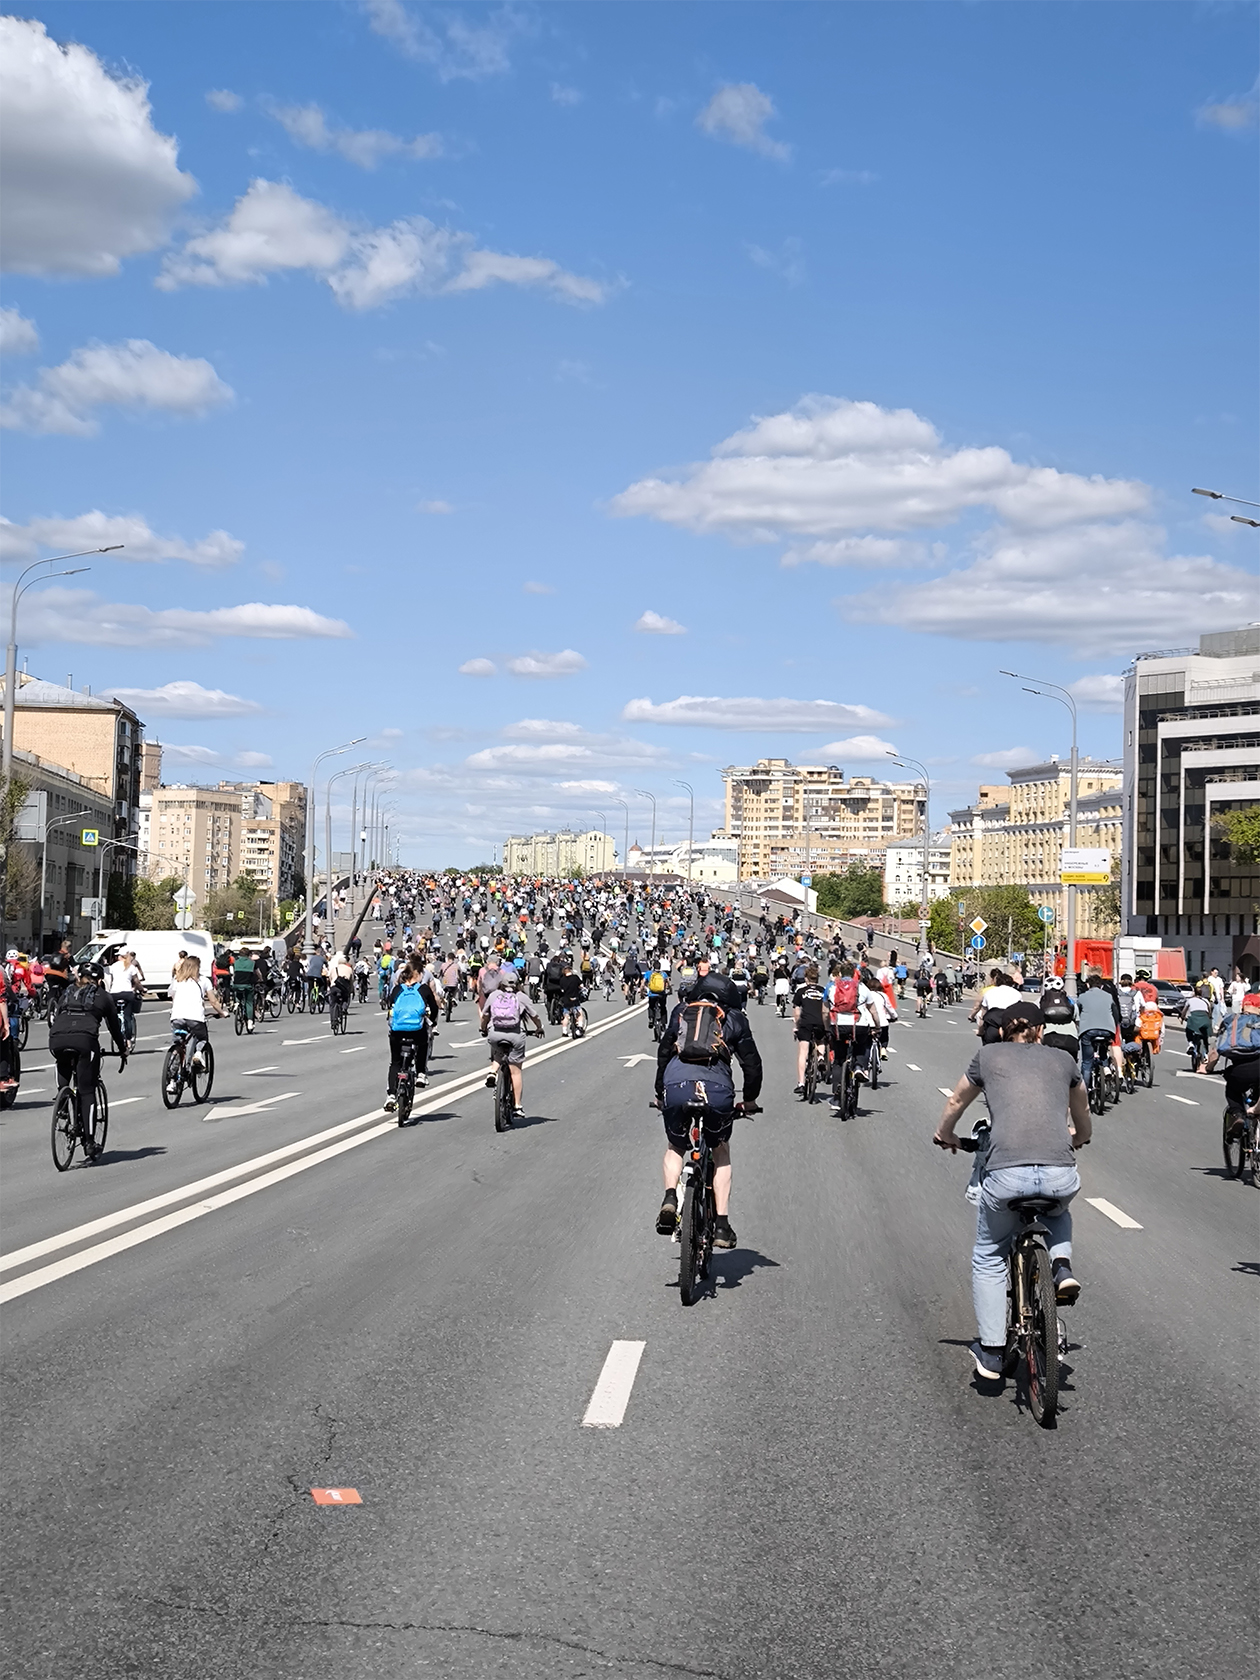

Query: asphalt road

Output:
[2, 969, 1256, 1680]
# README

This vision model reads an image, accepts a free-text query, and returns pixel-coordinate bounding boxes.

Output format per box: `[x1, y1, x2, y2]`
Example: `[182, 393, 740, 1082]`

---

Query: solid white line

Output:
[20, 1087, 46, 1095]
[340, 1046, 366, 1054]
[110, 1097, 146, 1107]
[0, 1000, 647, 1295]
[242, 1067, 280, 1075]
[1086, 1196, 1143, 1230]
[581, 1340, 646, 1428]
[937, 1087, 953, 1097]
[1166, 1093, 1198, 1106]
[905, 1063, 922, 1071]
[23, 1064, 53, 1072]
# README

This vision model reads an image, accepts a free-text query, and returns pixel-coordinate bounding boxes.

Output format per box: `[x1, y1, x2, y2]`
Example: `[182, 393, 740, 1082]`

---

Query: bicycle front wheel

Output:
[161, 1045, 184, 1108]
[234, 1004, 244, 1036]
[678, 1181, 704, 1306]
[190, 1042, 214, 1103]
[51, 1088, 78, 1171]
[91, 1082, 108, 1155]
[869, 1047, 880, 1091]
[18, 1011, 29, 1050]
[1025, 1244, 1060, 1427]
[1141, 1047, 1154, 1088]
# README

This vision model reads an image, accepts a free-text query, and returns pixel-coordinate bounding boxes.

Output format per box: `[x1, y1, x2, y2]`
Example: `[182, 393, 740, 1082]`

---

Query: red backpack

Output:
[829, 976, 860, 1020]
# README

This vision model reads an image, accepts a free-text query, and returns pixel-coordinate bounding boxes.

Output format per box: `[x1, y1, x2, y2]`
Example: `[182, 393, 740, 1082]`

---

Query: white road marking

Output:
[1166, 1093, 1198, 1106]
[449, 1040, 483, 1049]
[938, 1087, 954, 1097]
[619, 1054, 654, 1068]
[19, 1087, 46, 1095]
[281, 1037, 324, 1046]
[242, 1067, 280, 1075]
[1086, 1197, 1143, 1230]
[340, 1046, 367, 1054]
[1176, 1070, 1220, 1082]
[110, 1097, 146, 1107]
[1, 1000, 648, 1297]
[581, 1340, 646, 1429]
[905, 1063, 922, 1071]
[23, 1064, 53, 1072]
[203, 1091, 300, 1121]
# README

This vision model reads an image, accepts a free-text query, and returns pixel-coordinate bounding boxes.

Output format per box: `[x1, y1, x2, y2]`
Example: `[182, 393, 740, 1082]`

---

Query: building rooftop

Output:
[2, 674, 123, 712]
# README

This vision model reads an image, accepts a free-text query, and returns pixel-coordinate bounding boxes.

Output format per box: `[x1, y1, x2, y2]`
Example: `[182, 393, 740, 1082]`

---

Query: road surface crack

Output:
[138, 1599, 730, 1676]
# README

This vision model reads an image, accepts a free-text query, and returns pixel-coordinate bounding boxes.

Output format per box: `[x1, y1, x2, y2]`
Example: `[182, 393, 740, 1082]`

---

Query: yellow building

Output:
[720, 758, 925, 880]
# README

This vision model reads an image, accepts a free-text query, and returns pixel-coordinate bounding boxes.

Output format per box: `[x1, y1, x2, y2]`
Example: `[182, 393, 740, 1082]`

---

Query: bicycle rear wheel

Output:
[161, 1045, 184, 1108]
[18, 1011, 29, 1050]
[396, 1067, 414, 1125]
[678, 1180, 704, 1305]
[190, 1042, 214, 1103]
[1025, 1244, 1060, 1427]
[91, 1082, 108, 1156]
[1223, 1109, 1245, 1178]
[1141, 1046, 1154, 1087]
[494, 1064, 512, 1132]
[51, 1088, 78, 1171]
[868, 1044, 880, 1091]
[803, 1046, 817, 1104]
[234, 1002, 244, 1036]
[287, 986, 298, 1014]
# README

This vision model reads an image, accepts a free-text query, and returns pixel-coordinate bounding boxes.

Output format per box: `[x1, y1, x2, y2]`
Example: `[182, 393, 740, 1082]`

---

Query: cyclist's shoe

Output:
[655, 1189, 678, 1235]
[166, 1079, 179, 1096]
[417, 1073, 429, 1088]
[1052, 1259, 1082, 1305]
[969, 1341, 1004, 1381]
[712, 1215, 737, 1249]
[512, 1105, 525, 1121]
[384, 1096, 396, 1112]
[793, 1083, 805, 1096]
[485, 1074, 497, 1088]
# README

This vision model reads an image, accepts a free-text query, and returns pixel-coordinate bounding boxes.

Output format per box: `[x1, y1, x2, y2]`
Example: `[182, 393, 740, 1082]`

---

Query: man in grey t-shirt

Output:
[935, 1000, 1091, 1383]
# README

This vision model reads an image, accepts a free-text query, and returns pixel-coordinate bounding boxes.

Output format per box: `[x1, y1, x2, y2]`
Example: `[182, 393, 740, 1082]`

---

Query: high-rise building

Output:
[884, 837, 952, 908]
[718, 758, 925, 881]
[218, 780, 306, 900]
[503, 830, 616, 875]
[1122, 627, 1260, 979]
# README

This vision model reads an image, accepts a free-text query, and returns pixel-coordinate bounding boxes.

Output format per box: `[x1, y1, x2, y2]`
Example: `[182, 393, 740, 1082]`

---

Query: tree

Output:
[943, 885, 1045, 963]
[132, 876, 180, 931]
[288, 869, 305, 903]
[105, 869, 134, 928]
[896, 900, 922, 919]
[205, 879, 271, 937]
[814, 864, 886, 921]
[1214, 804, 1260, 864]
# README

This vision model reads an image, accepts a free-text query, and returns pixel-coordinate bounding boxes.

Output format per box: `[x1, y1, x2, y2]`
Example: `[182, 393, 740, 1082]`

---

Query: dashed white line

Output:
[581, 1340, 646, 1429]
[281, 1037, 324, 1046]
[1086, 1197, 1143, 1230]
[242, 1067, 280, 1076]
[1166, 1093, 1198, 1106]
[340, 1045, 367, 1054]
[110, 1097, 146, 1107]
[905, 1063, 922, 1071]
[937, 1087, 954, 1097]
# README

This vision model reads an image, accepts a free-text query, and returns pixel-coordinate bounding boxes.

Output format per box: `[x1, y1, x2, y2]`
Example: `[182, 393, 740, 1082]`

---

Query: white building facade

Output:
[884, 838, 952, 908]
[503, 830, 616, 875]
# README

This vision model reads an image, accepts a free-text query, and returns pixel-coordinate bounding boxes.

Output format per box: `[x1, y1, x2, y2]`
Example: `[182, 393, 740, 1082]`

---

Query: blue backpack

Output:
[390, 984, 426, 1032]
[1218, 1014, 1260, 1058]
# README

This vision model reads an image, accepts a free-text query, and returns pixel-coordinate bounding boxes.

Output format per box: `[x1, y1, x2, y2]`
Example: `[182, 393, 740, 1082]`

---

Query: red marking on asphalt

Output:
[311, 1487, 361, 1505]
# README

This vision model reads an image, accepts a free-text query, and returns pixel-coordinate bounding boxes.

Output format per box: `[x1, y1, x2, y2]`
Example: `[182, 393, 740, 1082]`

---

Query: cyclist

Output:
[556, 959, 587, 1036]
[645, 959, 671, 1034]
[104, 946, 143, 1048]
[168, 954, 225, 1090]
[212, 946, 234, 1006]
[50, 961, 128, 1159]
[304, 944, 329, 1009]
[383, 962, 429, 1110]
[751, 955, 769, 1006]
[1179, 985, 1213, 1071]
[622, 952, 644, 1004]
[792, 963, 829, 1096]
[914, 964, 933, 1018]
[480, 967, 543, 1122]
[231, 943, 257, 1031]
[933, 999, 1091, 1382]
[328, 950, 354, 1025]
[354, 952, 371, 1002]
[772, 956, 792, 1016]
[653, 974, 763, 1249]
[1039, 983, 1080, 1061]
[825, 962, 878, 1111]
[1076, 975, 1120, 1093]
[1204, 992, 1260, 1128]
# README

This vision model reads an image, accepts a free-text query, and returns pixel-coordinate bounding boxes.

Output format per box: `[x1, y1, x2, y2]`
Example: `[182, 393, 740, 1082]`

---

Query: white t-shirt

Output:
[170, 976, 211, 1022]
[107, 959, 140, 995]
[980, 984, 1022, 1012]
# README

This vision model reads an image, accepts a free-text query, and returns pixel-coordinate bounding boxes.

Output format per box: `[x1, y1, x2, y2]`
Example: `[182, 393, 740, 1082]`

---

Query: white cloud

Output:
[235, 750, 273, 767]
[972, 747, 1036, 769]
[816, 735, 901, 760]
[847, 519, 1256, 658]
[379, 726, 404, 738]
[158, 179, 606, 309]
[466, 720, 664, 772]
[267, 102, 443, 168]
[1067, 674, 1125, 714]
[419, 499, 454, 514]
[506, 649, 588, 678]
[551, 83, 582, 106]
[1197, 79, 1259, 131]
[19, 588, 352, 648]
[634, 610, 686, 635]
[611, 396, 1147, 541]
[1, 338, 232, 436]
[621, 695, 893, 731]
[0, 17, 196, 277]
[360, 0, 523, 81]
[555, 779, 620, 793]
[205, 89, 243, 113]
[101, 680, 263, 719]
[747, 237, 804, 286]
[781, 536, 931, 568]
[0, 308, 39, 355]
[697, 83, 791, 162]
[523, 580, 554, 594]
[0, 511, 243, 568]
[458, 657, 497, 676]
[818, 167, 877, 186]
[160, 743, 273, 768]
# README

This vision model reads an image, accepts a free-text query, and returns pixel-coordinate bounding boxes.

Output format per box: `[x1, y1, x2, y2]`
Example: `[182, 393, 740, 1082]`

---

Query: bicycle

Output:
[308, 977, 328, 1015]
[329, 987, 350, 1036]
[161, 1026, 215, 1108]
[957, 1128, 1065, 1428]
[394, 1036, 418, 1125]
[866, 1033, 882, 1091]
[1084, 1038, 1116, 1114]
[602, 973, 616, 1003]
[261, 982, 283, 1022]
[660, 1098, 754, 1306]
[775, 988, 789, 1019]
[561, 1002, 587, 1039]
[51, 1053, 113, 1169]
[283, 976, 302, 1014]
[801, 1034, 825, 1104]
[232, 989, 256, 1036]
[647, 992, 668, 1042]
[444, 988, 457, 1022]
[1222, 1085, 1259, 1183]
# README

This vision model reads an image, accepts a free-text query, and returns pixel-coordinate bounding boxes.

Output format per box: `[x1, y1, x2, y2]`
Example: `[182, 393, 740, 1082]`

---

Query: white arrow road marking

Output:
[582, 1340, 646, 1428]
[619, 1054, 654, 1068]
[1086, 1197, 1143, 1230]
[1166, 1093, 1198, 1106]
[202, 1091, 300, 1121]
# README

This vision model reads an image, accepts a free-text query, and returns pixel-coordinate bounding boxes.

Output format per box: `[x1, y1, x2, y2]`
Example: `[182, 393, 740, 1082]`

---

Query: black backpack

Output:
[1041, 990, 1075, 1025]
[676, 1000, 728, 1065]
[54, 981, 101, 1028]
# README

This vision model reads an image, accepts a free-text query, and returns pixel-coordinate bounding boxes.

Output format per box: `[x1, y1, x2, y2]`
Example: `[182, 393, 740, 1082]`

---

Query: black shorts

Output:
[662, 1066, 736, 1151]
[662, 1106, 735, 1152]
[794, 1023, 827, 1043]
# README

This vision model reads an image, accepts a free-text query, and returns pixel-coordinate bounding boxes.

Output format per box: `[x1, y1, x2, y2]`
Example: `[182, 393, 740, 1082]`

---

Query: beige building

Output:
[884, 837, 952, 908]
[222, 780, 306, 900]
[2, 676, 144, 838]
[719, 758, 926, 880]
[142, 778, 307, 906]
[7, 748, 115, 953]
[504, 830, 616, 875]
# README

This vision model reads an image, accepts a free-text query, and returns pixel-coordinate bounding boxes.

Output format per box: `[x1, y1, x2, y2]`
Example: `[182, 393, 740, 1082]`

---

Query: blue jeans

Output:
[1079, 1029, 1114, 1089]
[972, 1164, 1080, 1346]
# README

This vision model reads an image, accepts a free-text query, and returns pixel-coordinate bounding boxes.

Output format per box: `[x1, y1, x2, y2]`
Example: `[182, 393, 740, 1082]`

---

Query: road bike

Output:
[51, 1056, 111, 1169]
[958, 1128, 1066, 1428]
[162, 1026, 214, 1107]
[661, 1098, 755, 1306]
[1222, 1086, 1259, 1183]
[329, 986, 350, 1035]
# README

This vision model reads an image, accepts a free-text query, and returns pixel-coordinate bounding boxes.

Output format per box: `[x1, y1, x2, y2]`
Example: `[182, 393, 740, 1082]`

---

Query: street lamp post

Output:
[674, 780, 694, 882]
[2, 548, 121, 785]
[37, 808, 93, 952]
[350, 762, 387, 911]
[888, 753, 931, 947]
[93, 837, 143, 939]
[305, 738, 365, 955]
[326, 761, 370, 951]
[634, 789, 657, 877]
[1001, 670, 1079, 993]
[591, 811, 607, 875]
[615, 798, 630, 874]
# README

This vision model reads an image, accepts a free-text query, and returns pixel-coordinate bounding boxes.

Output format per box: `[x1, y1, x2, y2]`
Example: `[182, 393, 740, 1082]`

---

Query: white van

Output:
[75, 928, 216, 999]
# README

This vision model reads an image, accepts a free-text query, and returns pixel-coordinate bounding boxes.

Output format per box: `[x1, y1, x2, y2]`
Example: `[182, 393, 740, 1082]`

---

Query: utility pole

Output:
[1001, 671, 1080, 994]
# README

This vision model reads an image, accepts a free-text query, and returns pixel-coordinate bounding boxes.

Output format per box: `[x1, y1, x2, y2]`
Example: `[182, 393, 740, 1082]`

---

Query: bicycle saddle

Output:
[1007, 1195, 1060, 1213]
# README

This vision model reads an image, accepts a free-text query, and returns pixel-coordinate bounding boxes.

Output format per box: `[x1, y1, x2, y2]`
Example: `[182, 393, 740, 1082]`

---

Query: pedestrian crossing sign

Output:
[81, 828, 99, 847]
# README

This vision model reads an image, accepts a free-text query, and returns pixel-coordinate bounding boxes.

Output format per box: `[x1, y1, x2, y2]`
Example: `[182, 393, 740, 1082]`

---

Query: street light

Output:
[1000, 670, 1078, 992]
[1231, 516, 1260, 528]
[674, 780, 694, 883]
[888, 753, 931, 944]
[591, 811, 607, 875]
[1191, 487, 1260, 506]
[305, 738, 365, 954]
[615, 797, 630, 874]
[37, 808, 93, 951]
[633, 789, 657, 877]
[3, 548, 122, 784]
[325, 761, 371, 948]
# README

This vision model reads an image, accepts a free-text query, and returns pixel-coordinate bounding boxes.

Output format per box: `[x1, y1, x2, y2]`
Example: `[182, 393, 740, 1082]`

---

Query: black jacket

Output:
[655, 1000, 762, 1103]
[49, 981, 126, 1053]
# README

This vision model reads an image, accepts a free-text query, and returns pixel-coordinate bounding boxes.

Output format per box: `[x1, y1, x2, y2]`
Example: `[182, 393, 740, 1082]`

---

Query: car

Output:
[1150, 980, 1189, 1017]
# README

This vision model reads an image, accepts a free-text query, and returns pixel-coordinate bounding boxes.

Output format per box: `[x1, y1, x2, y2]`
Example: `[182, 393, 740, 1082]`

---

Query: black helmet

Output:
[691, 971, 742, 1011]
[78, 960, 105, 981]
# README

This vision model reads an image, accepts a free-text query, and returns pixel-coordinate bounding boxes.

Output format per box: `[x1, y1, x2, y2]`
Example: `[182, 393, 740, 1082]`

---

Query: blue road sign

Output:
[970, 934, 986, 951]
[1037, 905, 1056, 923]
[1010, 952, 1022, 964]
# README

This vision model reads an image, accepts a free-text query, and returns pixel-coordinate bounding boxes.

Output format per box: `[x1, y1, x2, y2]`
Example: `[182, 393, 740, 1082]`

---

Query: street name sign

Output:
[1060, 847, 1110, 884]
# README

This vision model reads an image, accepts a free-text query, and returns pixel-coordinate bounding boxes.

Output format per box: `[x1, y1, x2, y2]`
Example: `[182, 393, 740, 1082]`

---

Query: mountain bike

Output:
[51, 1056, 112, 1170]
[162, 1026, 214, 1107]
[329, 986, 350, 1035]
[661, 1098, 755, 1306]
[1223, 1084, 1259, 1183]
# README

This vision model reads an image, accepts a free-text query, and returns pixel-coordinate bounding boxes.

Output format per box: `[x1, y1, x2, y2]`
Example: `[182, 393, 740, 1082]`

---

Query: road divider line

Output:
[1166, 1093, 1198, 1106]
[581, 1340, 646, 1428]
[0, 1000, 647, 1293]
[242, 1067, 280, 1076]
[110, 1097, 146, 1107]
[340, 1046, 366, 1054]
[905, 1063, 922, 1071]
[937, 1087, 953, 1097]
[1086, 1197, 1143, 1230]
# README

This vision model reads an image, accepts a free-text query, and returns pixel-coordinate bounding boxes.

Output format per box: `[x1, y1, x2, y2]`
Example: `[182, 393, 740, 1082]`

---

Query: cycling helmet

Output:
[78, 960, 105, 981]
[691, 970, 742, 1010]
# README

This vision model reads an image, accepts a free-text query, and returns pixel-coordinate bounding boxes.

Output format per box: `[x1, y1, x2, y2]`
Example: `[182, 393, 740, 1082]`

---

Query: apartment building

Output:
[147, 785, 245, 901]
[884, 837, 952, 908]
[719, 758, 925, 881]
[947, 787, 1009, 887]
[626, 837, 739, 883]
[503, 830, 616, 875]
[1122, 626, 1260, 979]
[2, 675, 144, 842]
[6, 748, 115, 953]
[221, 780, 306, 901]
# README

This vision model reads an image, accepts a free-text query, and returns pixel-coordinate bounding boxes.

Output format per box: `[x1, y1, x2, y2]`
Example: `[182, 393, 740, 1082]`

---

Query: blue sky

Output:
[1, 1, 1256, 865]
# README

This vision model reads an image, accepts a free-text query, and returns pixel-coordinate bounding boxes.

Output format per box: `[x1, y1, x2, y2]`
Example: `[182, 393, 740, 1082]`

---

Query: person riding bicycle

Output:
[645, 960, 670, 1031]
[105, 946, 144, 1047]
[772, 957, 792, 1013]
[792, 963, 829, 1096]
[934, 999, 1091, 1382]
[480, 967, 543, 1123]
[212, 947, 234, 1005]
[231, 944, 257, 1029]
[556, 960, 586, 1034]
[751, 956, 769, 1005]
[654, 975, 763, 1249]
[1076, 975, 1120, 1092]
[50, 961, 128, 1160]
[383, 963, 429, 1110]
[915, 964, 934, 1018]
[168, 955, 225, 1091]
[1204, 993, 1260, 1132]
[1038, 983, 1080, 1061]
[328, 951, 354, 1022]
[622, 953, 644, 1003]
[825, 961, 881, 1110]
